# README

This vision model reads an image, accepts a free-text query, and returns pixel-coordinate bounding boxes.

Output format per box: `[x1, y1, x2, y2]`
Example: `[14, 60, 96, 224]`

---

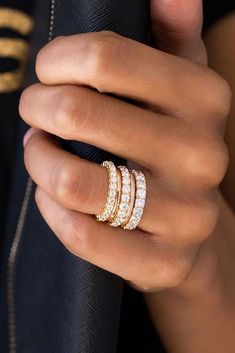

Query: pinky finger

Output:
[35, 187, 164, 286]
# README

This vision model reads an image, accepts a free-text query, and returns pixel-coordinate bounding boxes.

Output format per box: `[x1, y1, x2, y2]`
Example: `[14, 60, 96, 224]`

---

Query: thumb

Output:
[151, 0, 207, 65]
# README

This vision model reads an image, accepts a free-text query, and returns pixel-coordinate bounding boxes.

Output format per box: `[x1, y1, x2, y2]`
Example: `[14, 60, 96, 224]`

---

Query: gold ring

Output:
[109, 166, 132, 227]
[96, 161, 118, 222]
[108, 168, 122, 223]
[123, 170, 147, 230]
[96, 162, 147, 231]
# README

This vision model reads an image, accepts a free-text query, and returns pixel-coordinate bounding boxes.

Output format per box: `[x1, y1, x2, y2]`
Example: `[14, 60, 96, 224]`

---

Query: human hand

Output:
[19, 0, 231, 292]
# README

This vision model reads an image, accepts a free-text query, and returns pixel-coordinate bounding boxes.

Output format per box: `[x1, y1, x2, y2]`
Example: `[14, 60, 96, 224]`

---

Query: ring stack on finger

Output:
[96, 161, 147, 230]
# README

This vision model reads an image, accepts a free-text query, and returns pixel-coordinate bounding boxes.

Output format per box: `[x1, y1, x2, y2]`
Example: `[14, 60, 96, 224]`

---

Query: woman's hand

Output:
[19, 0, 231, 292]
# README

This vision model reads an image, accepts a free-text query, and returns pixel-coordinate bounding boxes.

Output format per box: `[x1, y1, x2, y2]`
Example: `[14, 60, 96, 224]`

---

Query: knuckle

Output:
[161, 259, 190, 288]
[179, 137, 229, 188]
[36, 46, 50, 82]
[19, 84, 37, 118]
[35, 36, 65, 82]
[52, 164, 79, 202]
[143, 244, 190, 289]
[62, 214, 81, 253]
[179, 144, 209, 184]
[211, 141, 230, 184]
[176, 202, 219, 242]
[65, 216, 94, 257]
[52, 161, 90, 210]
[204, 72, 232, 119]
[19, 87, 29, 117]
[53, 87, 80, 138]
[86, 31, 124, 91]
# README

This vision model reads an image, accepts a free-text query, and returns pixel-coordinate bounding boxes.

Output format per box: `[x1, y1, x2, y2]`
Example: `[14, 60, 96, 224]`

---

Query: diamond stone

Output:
[123, 170, 146, 230]
[123, 185, 131, 193]
[120, 203, 129, 211]
[122, 194, 130, 203]
[137, 189, 146, 198]
[136, 199, 145, 208]
[96, 161, 118, 222]
[110, 165, 131, 228]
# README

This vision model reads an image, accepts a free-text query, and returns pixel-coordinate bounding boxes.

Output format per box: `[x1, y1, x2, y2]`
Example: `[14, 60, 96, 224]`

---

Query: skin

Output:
[19, 0, 235, 351]
[145, 10, 235, 353]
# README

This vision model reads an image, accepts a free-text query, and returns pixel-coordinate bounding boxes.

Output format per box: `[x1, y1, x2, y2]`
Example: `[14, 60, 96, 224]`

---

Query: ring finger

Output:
[23, 128, 153, 230]
[24, 129, 217, 241]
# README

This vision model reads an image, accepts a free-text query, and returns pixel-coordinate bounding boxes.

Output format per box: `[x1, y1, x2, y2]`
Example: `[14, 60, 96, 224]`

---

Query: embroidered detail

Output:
[0, 7, 33, 36]
[0, 38, 29, 93]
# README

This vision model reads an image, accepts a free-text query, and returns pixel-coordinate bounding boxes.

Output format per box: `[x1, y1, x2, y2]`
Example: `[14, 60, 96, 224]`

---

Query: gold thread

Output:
[121, 173, 136, 227]
[0, 38, 29, 93]
[108, 169, 122, 223]
[0, 8, 33, 35]
[0, 38, 29, 60]
[0, 68, 25, 93]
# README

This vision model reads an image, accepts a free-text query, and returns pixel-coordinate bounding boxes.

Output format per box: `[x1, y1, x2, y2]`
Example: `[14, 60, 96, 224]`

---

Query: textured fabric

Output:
[0, 0, 34, 247]
[2, 1, 150, 353]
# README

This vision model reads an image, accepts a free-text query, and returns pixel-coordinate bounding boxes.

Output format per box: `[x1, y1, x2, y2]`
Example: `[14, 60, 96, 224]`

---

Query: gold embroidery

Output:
[0, 38, 28, 59]
[0, 68, 25, 93]
[0, 38, 29, 93]
[0, 7, 33, 35]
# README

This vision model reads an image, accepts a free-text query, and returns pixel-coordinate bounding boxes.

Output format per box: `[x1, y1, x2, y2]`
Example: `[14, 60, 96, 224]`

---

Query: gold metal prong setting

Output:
[96, 161, 147, 230]
[123, 170, 146, 230]
[96, 161, 118, 222]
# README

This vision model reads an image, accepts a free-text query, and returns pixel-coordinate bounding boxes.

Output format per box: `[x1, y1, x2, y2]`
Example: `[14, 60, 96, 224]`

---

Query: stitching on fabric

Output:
[48, 0, 57, 41]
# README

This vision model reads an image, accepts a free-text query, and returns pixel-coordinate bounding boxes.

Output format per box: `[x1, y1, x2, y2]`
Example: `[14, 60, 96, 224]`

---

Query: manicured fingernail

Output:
[23, 128, 38, 147]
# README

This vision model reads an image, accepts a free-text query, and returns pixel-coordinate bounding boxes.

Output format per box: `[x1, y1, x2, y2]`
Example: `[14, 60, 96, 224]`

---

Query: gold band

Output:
[121, 172, 136, 227]
[96, 161, 147, 231]
[108, 168, 122, 223]
[96, 161, 118, 222]
[109, 166, 132, 228]
[123, 170, 147, 230]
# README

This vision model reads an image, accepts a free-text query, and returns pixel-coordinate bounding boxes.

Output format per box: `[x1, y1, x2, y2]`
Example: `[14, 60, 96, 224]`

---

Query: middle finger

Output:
[20, 82, 182, 168]
[23, 129, 153, 230]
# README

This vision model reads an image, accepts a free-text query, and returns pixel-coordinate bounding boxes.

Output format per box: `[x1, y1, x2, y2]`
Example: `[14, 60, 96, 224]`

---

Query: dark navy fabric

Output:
[1, 1, 150, 353]
[1, 1, 235, 353]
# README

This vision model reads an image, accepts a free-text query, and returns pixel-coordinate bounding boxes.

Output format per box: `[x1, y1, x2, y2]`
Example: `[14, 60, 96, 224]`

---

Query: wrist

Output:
[166, 192, 235, 302]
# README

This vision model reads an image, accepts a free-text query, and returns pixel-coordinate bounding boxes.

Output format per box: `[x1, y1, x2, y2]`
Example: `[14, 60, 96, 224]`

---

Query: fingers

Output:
[23, 128, 155, 231]
[20, 82, 181, 168]
[23, 129, 108, 215]
[20, 81, 230, 175]
[151, 0, 207, 64]
[34, 31, 213, 118]
[35, 186, 192, 289]
[23, 129, 224, 239]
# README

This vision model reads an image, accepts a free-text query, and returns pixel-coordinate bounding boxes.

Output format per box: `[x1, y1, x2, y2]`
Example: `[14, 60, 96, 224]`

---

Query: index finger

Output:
[35, 31, 210, 119]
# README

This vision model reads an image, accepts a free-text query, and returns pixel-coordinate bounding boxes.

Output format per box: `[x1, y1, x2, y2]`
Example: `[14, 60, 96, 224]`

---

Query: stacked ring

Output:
[110, 166, 132, 227]
[96, 161, 118, 222]
[96, 161, 147, 230]
[108, 168, 122, 223]
[123, 170, 146, 230]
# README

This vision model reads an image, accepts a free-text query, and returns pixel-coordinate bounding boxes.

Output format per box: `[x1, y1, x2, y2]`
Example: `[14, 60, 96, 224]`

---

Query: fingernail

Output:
[23, 128, 38, 147]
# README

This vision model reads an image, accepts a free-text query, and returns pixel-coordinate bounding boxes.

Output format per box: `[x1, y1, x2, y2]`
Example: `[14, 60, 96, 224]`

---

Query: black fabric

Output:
[0, 3, 35, 350]
[51, 2, 152, 352]
[0, 0, 34, 240]
[1, 1, 151, 353]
